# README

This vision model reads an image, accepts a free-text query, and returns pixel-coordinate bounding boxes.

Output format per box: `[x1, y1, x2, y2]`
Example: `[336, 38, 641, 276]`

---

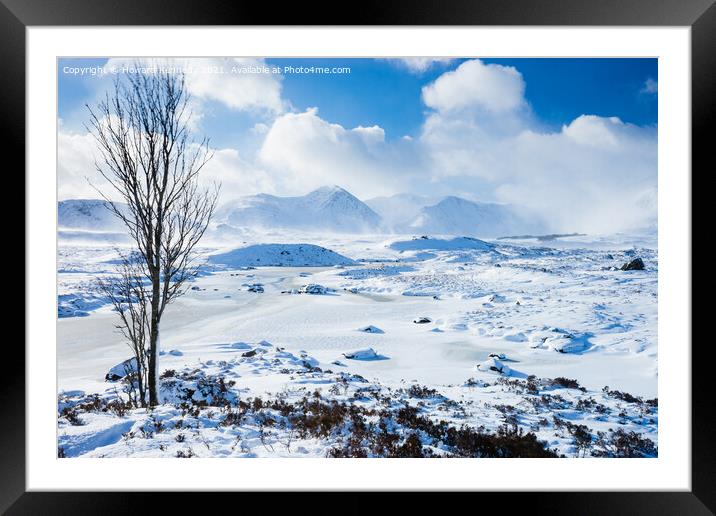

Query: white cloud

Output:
[419, 110, 656, 233]
[412, 59, 658, 234]
[641, 77, 658, 95]
[201, 147, 275, 203]
[258, 108, 411, 198]
[57, 127, 273, 204]
[351, 125, 386, 146]
[562, 115, 623, 147]
[58, 130, 110, 200]
[251, 122, 270, 135]
[387, 58, 455, 73]
[104, 58, 284, 114]
[422, 59, 526, 113]
[59, 58, 286, 202]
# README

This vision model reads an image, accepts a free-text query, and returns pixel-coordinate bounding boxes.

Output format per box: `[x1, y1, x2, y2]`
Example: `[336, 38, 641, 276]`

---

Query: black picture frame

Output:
[5, 0, 711, 513]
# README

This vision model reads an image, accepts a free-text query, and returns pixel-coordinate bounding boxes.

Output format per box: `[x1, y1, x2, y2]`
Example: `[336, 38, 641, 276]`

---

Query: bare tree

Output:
[97, 254, 150, 407]
[88, 65, 219, 406]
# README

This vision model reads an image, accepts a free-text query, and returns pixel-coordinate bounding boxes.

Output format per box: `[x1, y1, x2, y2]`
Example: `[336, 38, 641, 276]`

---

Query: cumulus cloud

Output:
[258, 108, 414, 198]
[562, 115, 623, 147]
[57, 128, 273, 205]
[58, 129, 107, 200]
[59, 57, 287, 202]
[422, 59, 526, 113]
[201, 148, 275, 202]
[418, 61, 657, 233]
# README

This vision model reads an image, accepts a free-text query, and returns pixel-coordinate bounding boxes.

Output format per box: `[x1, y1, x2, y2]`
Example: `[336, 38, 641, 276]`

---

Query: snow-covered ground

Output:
[57, 231, 658, 458]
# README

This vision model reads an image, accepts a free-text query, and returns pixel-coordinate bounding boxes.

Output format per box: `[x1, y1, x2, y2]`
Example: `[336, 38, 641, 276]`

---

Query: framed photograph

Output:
[8, 0, 711, 512]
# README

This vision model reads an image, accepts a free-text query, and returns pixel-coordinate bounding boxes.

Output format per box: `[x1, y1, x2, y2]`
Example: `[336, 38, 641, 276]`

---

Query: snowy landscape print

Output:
[57, 57, 658, 459]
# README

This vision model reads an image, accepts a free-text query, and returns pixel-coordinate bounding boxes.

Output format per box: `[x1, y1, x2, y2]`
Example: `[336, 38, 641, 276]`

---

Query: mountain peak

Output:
[219, 186, 381, 233]
[309, 185, 351, 197]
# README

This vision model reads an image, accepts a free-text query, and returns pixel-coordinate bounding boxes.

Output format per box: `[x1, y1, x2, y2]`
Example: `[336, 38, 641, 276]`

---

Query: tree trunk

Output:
[138, 370, 146, 408]
[147, 321, 158, 406]
[147, 271, 161, 406]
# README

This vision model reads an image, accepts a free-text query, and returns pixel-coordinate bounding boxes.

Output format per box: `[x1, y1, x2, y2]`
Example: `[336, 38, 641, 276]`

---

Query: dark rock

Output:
[299, 284, 329, 295]
[105, 357, 138, 382]
[620, 258, 645, 271]
[358, 325, 384, 334]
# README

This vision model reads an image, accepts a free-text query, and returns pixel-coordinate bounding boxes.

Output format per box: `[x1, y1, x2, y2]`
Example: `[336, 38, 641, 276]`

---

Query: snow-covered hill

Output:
[217, 186, 382, 233]
[407, 196, 543, 238]
[209, 243, 355, 267]
[58, 199, 127, 231]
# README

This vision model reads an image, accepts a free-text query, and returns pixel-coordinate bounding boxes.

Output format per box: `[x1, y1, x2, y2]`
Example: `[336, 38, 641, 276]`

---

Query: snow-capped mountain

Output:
[58, 199, 127, 231]
[407, 196, 543, 238]
[366, 193, 544, 237]
[217, 186, 382, 233]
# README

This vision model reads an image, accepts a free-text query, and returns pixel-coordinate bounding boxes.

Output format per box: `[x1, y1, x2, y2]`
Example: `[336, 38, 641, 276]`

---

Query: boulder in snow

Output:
[299, 284, 331, 295]
[342, 348, 379, 360]
[620, 258, 645, 271]
[358, 325, 384, 334]
[546, 333, 591, 353]
[105, 357, 138, 382]
[477, 357, 511, 375]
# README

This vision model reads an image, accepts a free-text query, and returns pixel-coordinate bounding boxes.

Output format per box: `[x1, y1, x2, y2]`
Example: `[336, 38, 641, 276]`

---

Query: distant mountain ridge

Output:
[58, 186, 544, 238]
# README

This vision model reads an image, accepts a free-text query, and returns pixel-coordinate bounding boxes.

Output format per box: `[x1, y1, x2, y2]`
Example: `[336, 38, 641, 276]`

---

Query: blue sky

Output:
[58, 58, 656, 148]
[57, 57, 658, 233]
